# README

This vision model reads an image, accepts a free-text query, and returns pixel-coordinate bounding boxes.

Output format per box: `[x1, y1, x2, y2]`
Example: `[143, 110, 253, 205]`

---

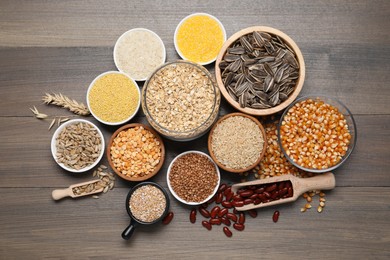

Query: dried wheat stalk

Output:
[42, 93, 90, 116]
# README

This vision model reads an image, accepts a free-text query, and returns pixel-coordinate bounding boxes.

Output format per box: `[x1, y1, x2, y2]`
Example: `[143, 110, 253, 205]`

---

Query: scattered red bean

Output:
[219, 183, 227, 193]
[202, 220, 212, 230]
[221, 216, 231, 226]
[223, 227, 233, 237]
[221, 201, 233, 208]
[162, 212, 174, 225]
[227, 213, 238, 222]
[210, 218, 222, 225]
[273, 210, 280, 223]
[248, 209, 258, 218]
[218, 208, 228, 218]
[199, 207, 210, 218]
[233, 223, 245, 231]
[215, 192, 223, 204]
[238, 213, 245, 224]
[210, 206, 220, 218]
[190, 208, 197, 223]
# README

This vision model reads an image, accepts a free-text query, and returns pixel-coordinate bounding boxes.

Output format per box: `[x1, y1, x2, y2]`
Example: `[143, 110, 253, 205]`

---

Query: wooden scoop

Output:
[231, 172, 335, 211]
[51, 179, 104, 200]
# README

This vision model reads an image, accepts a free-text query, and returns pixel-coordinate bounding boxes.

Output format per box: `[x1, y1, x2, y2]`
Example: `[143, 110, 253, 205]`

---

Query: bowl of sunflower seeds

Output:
[215, 26, 305, 116]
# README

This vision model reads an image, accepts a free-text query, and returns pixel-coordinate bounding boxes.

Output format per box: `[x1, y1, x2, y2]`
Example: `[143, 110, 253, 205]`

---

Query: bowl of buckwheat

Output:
[141, 60, 221, 141]
[167, 151, 220, 205]
[215, 26, 305, 116]
[278, 95, 357, 173]
[51, 119, 105, 173]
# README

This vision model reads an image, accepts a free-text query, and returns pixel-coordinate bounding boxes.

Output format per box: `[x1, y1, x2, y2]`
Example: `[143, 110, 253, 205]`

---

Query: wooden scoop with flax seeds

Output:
[51, 179, 104, 200]
[231, 172, 335, 211]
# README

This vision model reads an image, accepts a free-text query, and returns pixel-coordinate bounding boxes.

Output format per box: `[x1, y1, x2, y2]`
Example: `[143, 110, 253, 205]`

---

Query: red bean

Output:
[215, 192, 223, 204]
[227, 213, 238, 222]
[190, 209, 196, 223]
[221, 216, 231, 226]
[202, 220, 212, 230]
[287, 187, 293, 197]
[239, 190, 254, 198]
[271, 190, 279, 200]
[224, 187, 232, 196]
[223, 227, 233, 237]
[248, 209, 258, 218]
[250, 194, 258, 200]
[263, 191, 271, 198]
[258, 193, 267, 202]
[199, 207, 210, 218]
[218, 183, 227, 193]
[221, 201, 233, 208]
[210, 218, 222, 225]
[273, 210, 280, 223]
[233, 195, 243, 201]
[247, 185, 257, 190]
[254, 199, 261, 205]
[255, 187, 265, 194]
[225, 190, 233, 201]
[278, 182, 285, 190]
[162, 212, 174, 225]
[244, 199, 253, 205]
[265, 183, 277, 192]
[279, 187, 288, 196]
[210, 206, 220, 219]
[233, 223, 245, 231]
[218, 208, 228, 218]
[232, 201, 244, 207]
[238, 213, 245, 224]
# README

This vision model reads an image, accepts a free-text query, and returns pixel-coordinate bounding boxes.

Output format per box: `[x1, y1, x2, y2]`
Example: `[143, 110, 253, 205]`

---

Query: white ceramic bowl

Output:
[167, 151, 221, 205]
[174, 13, 226, 65]
[113, 28, 166, 81]
[87, 71, 141, 126]
[51, 119, 105, 173]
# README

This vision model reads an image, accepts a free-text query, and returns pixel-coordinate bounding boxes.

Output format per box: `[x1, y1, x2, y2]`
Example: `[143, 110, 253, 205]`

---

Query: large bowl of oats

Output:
[142, 60, 221, 141]
[51, 119, 105, 173]
[215, 26, 305, 116]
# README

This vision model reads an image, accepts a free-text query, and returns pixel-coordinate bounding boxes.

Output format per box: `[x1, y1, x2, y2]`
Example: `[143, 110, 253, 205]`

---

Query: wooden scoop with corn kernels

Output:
[231, 172, 335, 211]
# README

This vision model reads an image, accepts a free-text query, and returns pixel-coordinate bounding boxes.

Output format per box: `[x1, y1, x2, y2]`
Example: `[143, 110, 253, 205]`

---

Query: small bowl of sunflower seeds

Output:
[215, 26, 306, 116]
[51, 119, 105, 173]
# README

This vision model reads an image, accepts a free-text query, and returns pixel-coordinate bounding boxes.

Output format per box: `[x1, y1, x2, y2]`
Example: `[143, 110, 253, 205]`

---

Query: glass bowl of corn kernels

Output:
[278, 95, 357, 173]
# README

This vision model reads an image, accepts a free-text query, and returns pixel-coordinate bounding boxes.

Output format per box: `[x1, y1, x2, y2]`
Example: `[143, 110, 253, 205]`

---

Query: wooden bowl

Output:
[215, 26, 305, 116]
[208, 113, 267, 173]
[107, 123, 165, 182]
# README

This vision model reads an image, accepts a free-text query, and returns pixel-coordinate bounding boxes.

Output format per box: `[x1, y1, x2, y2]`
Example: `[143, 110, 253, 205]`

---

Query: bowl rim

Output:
[113, 28, 167, 81]
[50, 119, 105, 173]
[277, 95, 357, 173]
[106, 123, 165, 182]
[215, 26, 306, 116]
[86, 71, 141, 126]
[208, 112, 268, 173]
[174, 12, 227, 65]
[125, 181, 170, 225]
[142, 60, 220, 135]
[166, 150, 221, 205]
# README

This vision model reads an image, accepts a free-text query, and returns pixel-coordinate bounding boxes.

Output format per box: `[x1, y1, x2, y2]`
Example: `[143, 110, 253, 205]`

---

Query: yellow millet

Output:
[88, 73, 139, 123]
[176, 15, 224, 64]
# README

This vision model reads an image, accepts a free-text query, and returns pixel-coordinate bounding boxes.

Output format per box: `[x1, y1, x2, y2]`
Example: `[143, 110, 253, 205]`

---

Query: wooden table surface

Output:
[1, 0, 389, 259]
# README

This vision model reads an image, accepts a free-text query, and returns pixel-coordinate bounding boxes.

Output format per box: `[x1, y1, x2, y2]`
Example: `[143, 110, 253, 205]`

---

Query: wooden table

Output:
[1, 1, 389, 259]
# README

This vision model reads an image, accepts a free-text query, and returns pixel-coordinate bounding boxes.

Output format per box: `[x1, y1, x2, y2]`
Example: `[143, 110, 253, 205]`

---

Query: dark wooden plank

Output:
[0, 115, 388, 188]
[0, 187, 389, 259]
[0, 45, 389, 116]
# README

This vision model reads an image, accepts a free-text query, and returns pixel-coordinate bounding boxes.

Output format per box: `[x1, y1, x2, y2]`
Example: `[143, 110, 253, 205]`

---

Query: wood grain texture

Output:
[0, 0, 389, 259]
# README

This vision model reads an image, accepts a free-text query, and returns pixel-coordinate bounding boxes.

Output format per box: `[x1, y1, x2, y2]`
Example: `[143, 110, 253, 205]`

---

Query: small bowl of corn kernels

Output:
[278, 95, 357, 173]
[107, 123, 165, 181]
[87, 71, 141, 125]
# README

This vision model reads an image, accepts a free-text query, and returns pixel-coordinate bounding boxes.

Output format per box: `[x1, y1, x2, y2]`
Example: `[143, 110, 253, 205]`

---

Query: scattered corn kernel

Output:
[317, 206, 323, 213]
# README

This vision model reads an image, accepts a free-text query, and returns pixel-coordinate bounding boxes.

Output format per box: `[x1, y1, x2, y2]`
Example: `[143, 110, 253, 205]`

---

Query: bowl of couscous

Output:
[87, 71, 141, 125]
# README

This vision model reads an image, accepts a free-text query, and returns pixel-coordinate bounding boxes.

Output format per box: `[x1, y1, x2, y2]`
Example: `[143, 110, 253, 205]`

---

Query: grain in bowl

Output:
[107, 124, 165, 181]
[142, 60, 220, 141]
[167, 151, 220, 205]
[208, 113, 267, 172]
[87, 71, 140, 125]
